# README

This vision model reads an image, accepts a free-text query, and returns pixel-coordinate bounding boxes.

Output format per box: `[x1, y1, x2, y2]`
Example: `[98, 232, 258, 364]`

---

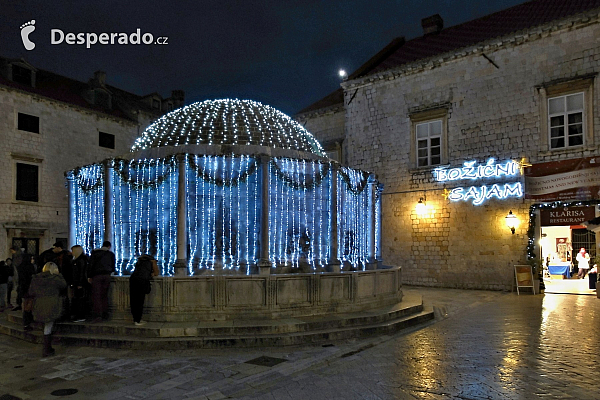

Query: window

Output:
[409, 106, 448, 168]
[99, 131, 115, 149]
[16, 163, 39, 202]
[416, 120, 442, 167]
[17, 112, 39, 133]
[548, 93, 584, 149]
[152, 99, 160, 109]
[12, 65, 32, 86]
[538, 75, 594, 152]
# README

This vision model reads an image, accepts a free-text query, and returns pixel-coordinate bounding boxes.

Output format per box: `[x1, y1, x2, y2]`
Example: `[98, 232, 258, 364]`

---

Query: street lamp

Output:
[505, 210, 518, 234]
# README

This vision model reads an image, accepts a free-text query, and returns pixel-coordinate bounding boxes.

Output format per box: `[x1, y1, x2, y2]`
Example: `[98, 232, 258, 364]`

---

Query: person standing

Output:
[70, 245, 89, 322]
[0, 261, 8, 311]
[88, 241, 115, 323]
[576, 247, 590, 279]
[9, 246, 23, 310]
[28, 262, 67, 357]
[39, 242, 73, 320]
[5, 258, 13, 308]
[129, 254, 159, 326]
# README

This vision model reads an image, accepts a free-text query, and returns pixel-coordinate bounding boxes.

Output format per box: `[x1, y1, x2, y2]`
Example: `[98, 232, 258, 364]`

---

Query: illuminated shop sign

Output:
[433, 159, 519, 181]
[434, 159, 523, 205]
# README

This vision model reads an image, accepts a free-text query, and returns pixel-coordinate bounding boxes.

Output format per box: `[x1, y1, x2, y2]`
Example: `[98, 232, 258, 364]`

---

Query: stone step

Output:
[4, 294, 425, 338]
[0, 294, 434, 348]
[0, 309, 434, 349]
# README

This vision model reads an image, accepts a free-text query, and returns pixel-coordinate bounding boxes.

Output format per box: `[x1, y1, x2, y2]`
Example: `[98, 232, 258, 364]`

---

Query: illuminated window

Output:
[416, 120, 442, 167]
[548, 93, 584, 149]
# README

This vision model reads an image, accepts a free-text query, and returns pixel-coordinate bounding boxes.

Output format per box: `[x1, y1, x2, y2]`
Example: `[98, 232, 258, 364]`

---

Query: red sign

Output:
[539, 206, 596, 226]
[525, 156, 600, 201]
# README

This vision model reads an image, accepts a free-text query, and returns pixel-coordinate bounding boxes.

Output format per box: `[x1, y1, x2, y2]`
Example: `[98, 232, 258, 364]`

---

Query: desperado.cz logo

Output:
[19, 20, 168, 50]
[52, 29, 168, 48]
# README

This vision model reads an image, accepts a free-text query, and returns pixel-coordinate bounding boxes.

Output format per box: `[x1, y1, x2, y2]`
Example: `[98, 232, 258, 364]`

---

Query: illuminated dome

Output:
[131, 99, 325, 156]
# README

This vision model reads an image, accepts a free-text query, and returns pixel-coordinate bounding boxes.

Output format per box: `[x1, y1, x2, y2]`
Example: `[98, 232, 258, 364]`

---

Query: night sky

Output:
[1, 0, 525, 115]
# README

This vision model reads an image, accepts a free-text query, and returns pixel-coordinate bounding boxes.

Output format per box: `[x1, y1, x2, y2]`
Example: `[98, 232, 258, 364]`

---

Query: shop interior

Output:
[540, 225, 598, 294]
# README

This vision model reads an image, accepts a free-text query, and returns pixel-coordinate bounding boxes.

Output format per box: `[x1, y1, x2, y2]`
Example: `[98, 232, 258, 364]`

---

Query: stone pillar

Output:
[67, 174, 77, 249]
[103, 163, 114, 246]
[367, 174, 376, 267]
[174, 155, 188, 276]
[328, 165, 340, 272]
[258, 155, 271, 275]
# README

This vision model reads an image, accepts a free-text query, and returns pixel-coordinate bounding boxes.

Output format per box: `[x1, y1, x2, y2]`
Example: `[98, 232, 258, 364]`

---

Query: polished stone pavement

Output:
[0, 286, 598, 400]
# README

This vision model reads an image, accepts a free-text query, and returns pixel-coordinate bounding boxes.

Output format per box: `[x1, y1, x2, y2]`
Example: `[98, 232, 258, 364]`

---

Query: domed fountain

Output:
[66, 99, 401, 323]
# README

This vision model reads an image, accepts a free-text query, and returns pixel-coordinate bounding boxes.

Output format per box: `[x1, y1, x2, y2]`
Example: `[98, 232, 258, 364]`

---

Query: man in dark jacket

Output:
[88, 241, 115, 322]
[129, 254, 159, 326]
[70, 245, 89, 322]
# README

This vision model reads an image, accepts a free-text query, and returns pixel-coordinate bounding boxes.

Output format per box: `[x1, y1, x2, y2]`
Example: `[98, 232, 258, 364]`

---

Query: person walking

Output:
[70, 245, 89, 322]
[15, 255, 36, 330]
[129, 254, 159, 326]
[88, 241, 115, 323]
[28, 262, 67, 357]
[0, 261, 8, 311]
[576, 248, 590, 279]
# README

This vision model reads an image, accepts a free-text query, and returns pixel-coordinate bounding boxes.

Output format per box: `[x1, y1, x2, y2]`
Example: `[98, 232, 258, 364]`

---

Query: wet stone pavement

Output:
[0, 287, 598, 400]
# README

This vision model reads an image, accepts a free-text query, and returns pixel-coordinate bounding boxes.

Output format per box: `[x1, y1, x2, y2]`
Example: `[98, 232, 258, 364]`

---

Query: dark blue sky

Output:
[1, 0, 525, 115]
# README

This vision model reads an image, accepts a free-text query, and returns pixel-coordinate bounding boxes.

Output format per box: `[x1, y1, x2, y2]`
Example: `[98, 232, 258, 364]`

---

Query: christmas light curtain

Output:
[71, 164, 105, 255]
[112, 158, 178, 275]
[186, 155, 260, 273]
[269, 158, 331, 268]
[338, 167, 370, 267]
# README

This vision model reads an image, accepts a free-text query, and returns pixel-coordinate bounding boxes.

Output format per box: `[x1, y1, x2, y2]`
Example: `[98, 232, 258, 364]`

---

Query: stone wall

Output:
[296, 107, 345, 162]
[0, 88, 144, 257]
[341, 16, 600, 290]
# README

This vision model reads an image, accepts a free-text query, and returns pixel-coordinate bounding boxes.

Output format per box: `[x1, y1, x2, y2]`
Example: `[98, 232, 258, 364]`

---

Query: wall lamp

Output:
[505, 210, 518, 234]
[416, 197, 427, 215]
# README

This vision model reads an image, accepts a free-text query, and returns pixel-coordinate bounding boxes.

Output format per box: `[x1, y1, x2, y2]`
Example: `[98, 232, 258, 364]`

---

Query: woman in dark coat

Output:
[129, 254, 159, 326]
[28, 262, 67, 357]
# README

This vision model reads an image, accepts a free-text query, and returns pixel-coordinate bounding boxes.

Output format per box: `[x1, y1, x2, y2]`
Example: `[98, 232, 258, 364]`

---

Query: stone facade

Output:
[0, 57, 184, 259]
[298, 7, 600, 290]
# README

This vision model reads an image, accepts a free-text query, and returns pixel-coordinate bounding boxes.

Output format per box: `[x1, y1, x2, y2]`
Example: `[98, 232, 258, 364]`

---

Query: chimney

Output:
[421, 14, 443, 35]
[171, 90, 185, 107]
[94, 70, 106, 86]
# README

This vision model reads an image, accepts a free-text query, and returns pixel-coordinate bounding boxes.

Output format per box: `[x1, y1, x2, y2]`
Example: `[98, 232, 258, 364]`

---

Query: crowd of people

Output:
[0, 240, 158, 357]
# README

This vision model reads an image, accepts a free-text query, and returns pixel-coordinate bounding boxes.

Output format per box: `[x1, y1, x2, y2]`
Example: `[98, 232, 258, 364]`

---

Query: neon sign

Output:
[433, 158, 519, 181]
[435, 159, 523, 205]
[447, 183, 523, 205]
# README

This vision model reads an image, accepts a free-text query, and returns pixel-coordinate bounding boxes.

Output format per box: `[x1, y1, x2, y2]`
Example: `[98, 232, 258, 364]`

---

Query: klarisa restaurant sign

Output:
[539, 206, 596, 226]
[524, 156, 600, 201]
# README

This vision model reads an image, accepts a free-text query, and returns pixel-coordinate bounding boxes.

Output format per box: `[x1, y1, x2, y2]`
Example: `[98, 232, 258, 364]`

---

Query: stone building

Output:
[0, 56, 184, 258]
[297, 0, 600, 290]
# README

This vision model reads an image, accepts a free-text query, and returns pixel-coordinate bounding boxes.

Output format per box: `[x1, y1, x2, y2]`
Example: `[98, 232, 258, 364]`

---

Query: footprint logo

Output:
[20, 20, 36, 51]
